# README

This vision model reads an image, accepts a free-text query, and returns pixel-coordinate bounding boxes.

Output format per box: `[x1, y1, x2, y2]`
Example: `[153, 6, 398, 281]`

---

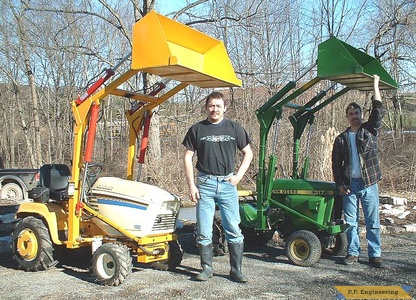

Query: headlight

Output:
[67, 182, 75, 196]
[161, 200, 180, 213]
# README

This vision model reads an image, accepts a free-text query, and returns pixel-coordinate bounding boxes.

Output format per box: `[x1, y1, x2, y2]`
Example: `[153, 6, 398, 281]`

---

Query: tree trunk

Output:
[148, 112, 162, 161]
[14, 7, 42, 167]
[14, 87, 36, 168]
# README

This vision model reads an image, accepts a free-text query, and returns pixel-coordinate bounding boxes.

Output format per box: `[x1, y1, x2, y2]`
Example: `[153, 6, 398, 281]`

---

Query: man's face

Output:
[346, 107, 362, 127]
[205, 97, 226, 124]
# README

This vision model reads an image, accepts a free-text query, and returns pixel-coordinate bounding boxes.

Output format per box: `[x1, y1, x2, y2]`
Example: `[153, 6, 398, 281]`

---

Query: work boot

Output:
[369, 257, 384, 268]
[343, 254, 359, 265]
[228, 242, 247, 283]
[195, 244, 213, 281]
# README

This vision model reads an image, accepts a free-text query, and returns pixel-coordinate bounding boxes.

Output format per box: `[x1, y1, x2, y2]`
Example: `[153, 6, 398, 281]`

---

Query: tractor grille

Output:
[88, 198, 99, 210]
[152, 213, 177, 231]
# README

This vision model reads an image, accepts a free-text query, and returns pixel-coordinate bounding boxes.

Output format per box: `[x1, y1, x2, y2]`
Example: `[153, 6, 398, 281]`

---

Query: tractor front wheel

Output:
[150, 240, 183, 271]
[92, 243, 133, 286]
[323, 232, 348, 257]
[286, 230, 322, 267]
[12, 216, 57, 271]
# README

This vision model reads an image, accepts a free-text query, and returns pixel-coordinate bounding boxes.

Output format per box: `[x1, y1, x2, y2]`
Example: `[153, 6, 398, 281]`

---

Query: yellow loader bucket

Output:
[131, 11, 241, 88]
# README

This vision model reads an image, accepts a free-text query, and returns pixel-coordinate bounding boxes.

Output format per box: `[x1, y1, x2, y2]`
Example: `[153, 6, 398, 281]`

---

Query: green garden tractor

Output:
[214, 36, 398, 266]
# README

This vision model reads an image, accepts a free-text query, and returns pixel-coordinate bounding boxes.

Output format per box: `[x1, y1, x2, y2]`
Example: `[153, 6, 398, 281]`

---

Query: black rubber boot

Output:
[228, 242, 247, 283]
[195, 244, 213, 281]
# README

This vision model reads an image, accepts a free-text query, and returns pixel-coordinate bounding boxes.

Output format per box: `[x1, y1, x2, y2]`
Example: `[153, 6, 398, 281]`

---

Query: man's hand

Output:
[226, 175, 241, 186]
[338, 185, 350, 195]
[189, 184, 200, 203]
[374, 74, 380, 85]
[373, 74, 381, 101]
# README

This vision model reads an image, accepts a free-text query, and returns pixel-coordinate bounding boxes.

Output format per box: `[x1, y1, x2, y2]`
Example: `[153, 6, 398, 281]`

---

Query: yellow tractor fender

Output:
[16, 202, 67, 246]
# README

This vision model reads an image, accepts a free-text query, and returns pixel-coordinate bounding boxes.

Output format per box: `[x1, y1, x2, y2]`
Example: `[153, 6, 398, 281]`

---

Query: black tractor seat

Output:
[29, 164, 71, 203]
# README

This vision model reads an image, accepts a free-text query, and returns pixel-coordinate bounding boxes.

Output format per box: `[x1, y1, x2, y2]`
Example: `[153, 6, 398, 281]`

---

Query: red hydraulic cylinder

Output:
[75, 52, 131, 106]
[75, 69, 115, 106]
[84, 104, 100, 162]
[138, 113, 152, 164]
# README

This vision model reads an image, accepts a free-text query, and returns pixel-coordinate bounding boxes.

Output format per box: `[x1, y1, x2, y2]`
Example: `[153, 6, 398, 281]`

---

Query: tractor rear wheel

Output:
[92, 243, 133, 286]
[286, 230, 322, 267]
[194, 210, 228, 256]
[323, 232, 348, 256]
[150, 240, 183, 271]
[12, 216, 57, 271]
[212, 210, 228, 256]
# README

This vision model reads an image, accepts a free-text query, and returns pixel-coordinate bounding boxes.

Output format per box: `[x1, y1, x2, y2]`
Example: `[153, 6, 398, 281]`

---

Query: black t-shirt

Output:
[182, 119, 251, 176]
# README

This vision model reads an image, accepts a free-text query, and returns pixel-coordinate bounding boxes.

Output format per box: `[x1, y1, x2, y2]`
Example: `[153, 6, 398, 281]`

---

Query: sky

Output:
[155, 0, 189, 16]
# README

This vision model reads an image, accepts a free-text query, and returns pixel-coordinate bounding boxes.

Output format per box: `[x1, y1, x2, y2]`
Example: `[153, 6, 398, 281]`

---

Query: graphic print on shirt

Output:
[201, 135, 235, 143]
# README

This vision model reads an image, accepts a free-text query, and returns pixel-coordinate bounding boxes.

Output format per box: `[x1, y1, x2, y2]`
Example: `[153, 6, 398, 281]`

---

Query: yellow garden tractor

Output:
[11, 11, 241, 286]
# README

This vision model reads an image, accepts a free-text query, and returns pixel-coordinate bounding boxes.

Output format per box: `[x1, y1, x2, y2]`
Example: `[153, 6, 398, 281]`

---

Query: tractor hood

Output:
[90, 177, 178, 204]
[272, 179, 336, 196]
[88, 177, 180, 237]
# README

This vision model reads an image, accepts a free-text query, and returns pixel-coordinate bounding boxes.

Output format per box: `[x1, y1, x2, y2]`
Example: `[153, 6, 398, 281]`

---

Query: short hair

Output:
[345, 102, 362, 116]
[205, 92, 226, 107]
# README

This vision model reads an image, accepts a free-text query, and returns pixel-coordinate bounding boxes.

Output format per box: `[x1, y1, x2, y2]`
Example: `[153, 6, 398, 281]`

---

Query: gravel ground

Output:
[0, 224, 415, 300]
[1, 199, 415, 300]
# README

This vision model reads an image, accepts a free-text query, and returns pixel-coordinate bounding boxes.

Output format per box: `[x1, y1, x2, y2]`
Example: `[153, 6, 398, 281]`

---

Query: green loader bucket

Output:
[318, 36, 398, 90]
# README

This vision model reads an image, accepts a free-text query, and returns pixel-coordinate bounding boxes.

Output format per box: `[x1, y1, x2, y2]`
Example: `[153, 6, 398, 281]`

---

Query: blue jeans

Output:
[342, 178, 381, 258]
[196, 172, 244, 246]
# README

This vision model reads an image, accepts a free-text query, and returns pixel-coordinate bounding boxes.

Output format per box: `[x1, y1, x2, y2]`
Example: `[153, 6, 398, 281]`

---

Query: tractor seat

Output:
[29, 164, 71, 202]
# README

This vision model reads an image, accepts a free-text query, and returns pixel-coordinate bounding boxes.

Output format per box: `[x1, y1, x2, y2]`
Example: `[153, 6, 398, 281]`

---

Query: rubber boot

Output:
[228, 242, 247, 283]
[195, 244, 213, 281]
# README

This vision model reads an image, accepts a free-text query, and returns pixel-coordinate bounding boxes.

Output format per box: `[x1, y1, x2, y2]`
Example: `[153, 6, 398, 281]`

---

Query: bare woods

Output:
[0, 1, 414, 200]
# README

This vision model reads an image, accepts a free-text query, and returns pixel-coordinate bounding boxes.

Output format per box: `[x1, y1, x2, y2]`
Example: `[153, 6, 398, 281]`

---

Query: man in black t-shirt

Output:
[183, 91, 253, 283]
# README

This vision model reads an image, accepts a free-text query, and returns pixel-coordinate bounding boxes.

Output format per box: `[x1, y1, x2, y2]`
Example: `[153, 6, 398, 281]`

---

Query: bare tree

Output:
[9, 3, 42, 167]
[367, 0, 415, 132]
[0, 0, 414, 196]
